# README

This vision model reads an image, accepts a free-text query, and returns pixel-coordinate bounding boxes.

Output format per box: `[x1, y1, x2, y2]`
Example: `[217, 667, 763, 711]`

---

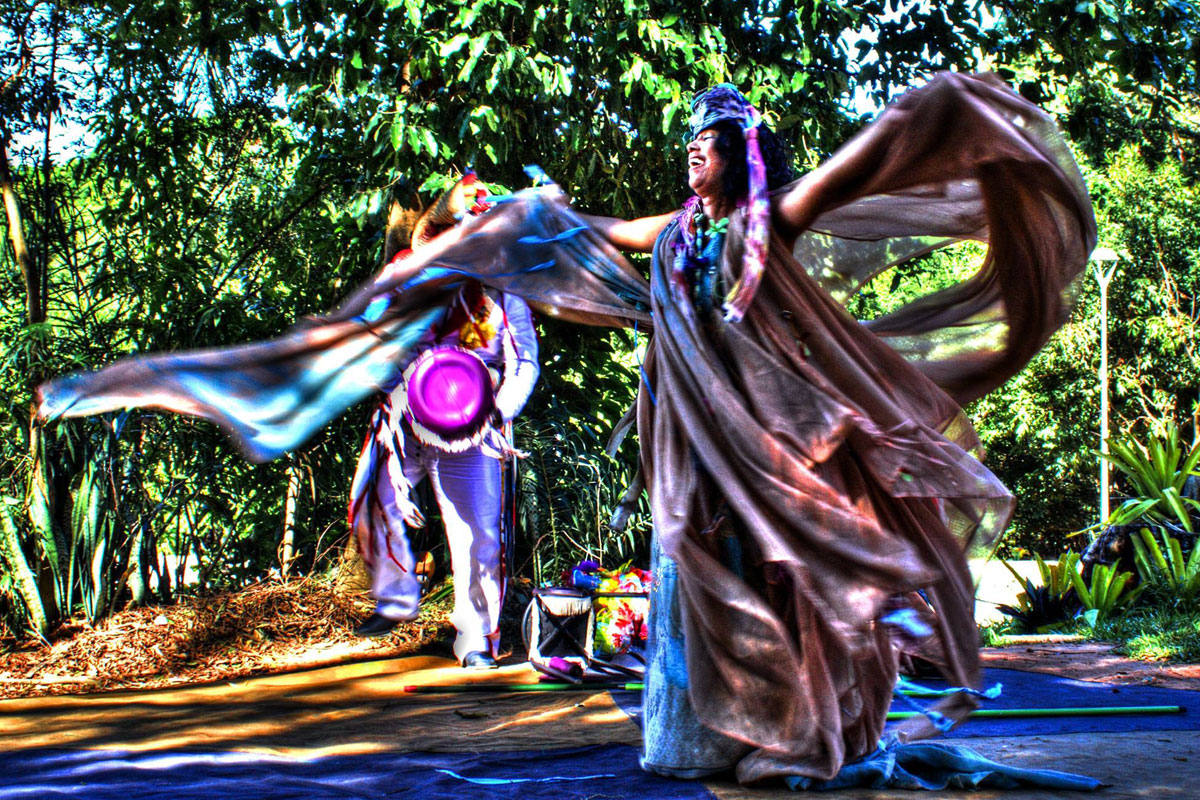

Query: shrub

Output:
[997, 551, 1083, 632]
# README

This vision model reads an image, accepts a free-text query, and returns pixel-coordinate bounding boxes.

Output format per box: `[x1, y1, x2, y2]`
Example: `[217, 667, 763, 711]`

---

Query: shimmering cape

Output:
[38, 73, 1095, 782]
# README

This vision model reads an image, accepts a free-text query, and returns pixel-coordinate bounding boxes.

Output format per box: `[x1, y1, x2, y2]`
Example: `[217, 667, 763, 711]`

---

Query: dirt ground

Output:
[1, 580, 1197, 799]
[981, 641, 1200, 691]
[0, 577, 461, 700]
[2, 578, 1197, 698]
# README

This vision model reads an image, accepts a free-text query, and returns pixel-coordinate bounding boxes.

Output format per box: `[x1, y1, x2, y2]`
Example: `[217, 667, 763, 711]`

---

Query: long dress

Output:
[38, 73, 1096, 784]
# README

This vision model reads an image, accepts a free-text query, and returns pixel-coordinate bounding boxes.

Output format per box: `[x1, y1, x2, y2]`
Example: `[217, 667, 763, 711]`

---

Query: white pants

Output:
[370, 439, 504, 661]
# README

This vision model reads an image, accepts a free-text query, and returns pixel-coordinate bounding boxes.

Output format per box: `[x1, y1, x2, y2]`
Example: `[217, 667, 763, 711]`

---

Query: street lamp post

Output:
[1092, 248, 1120, 526]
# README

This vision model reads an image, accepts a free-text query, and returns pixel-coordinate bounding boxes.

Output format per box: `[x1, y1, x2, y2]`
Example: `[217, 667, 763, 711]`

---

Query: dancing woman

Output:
[576, 82, 1013, 781]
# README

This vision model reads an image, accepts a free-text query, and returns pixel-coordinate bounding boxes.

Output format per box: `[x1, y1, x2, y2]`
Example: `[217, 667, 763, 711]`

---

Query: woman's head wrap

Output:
[687, 85, 769, 323]
[688, 84, 758, 140]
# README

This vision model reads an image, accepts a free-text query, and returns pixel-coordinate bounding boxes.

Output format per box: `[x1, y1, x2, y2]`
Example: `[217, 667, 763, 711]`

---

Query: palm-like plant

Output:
[1130, 527, 1200, 607]
[996, 579, 1082, 632]
[1102, 422, 1200, 532]
[1003, 551, 1080, 599]
[1070, 562, 1142, 624]
[998, 551, 1083, 632]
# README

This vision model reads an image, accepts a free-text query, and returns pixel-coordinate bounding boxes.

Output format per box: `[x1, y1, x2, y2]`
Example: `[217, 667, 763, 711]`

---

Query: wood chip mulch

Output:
[982, 641, 1200, 691]
[0, 577, 455, 700]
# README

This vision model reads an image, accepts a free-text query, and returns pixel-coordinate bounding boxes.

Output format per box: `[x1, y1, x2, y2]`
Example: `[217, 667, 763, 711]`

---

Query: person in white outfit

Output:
[348, 175, 539, 669]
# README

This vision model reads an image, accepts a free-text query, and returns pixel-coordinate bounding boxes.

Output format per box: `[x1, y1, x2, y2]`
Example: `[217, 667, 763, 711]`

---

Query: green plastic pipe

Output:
[402, 682, 644, 693]
[400, 686, 1180, 724]
[887, 705, 1184, 720]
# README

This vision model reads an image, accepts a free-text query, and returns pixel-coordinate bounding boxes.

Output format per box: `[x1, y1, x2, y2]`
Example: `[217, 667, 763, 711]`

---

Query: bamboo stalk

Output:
[0, 500, 48, 637]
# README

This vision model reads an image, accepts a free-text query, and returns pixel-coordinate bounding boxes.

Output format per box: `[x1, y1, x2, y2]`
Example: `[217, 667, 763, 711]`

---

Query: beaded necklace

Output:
[672, 195, 731, 316]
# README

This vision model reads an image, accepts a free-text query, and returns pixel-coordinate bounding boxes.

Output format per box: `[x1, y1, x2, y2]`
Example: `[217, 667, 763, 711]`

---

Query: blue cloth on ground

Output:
[785, 740, 1104, 791]
[610, 666, 1198, 791]
[928, 667, 1197, 737]
[0, 744, 715, 800]
[611, 667, 1197, 737]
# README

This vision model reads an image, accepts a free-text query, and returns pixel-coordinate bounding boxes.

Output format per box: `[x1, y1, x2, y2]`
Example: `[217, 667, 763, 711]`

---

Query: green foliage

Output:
[1091, 607, 1200, 663]
[514, 324, 651, 585]
[846, 242, 985, 322]
[1103, 422, 1200, 532]
[2, 0, 1200, 631]
[1007, 550, 1080, 599]
[978, 621, 1015, 647]
[997, 552, 1083, 631]
[969, 144, 1200, 555]
[1070, 562, 1141, 624]
[1130, 528, 1200, 607]
[995, 579, 1080, 633]
[1100, 150, 1200, 423]
[1044, 550, 1081, 598]
[1, 4, 365, 631]
[254, 0, 1005, 223]
[983, 0, 1199, 164]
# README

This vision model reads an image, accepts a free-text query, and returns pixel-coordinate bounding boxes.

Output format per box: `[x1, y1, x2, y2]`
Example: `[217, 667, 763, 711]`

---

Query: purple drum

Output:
[401, 346, 495, 449]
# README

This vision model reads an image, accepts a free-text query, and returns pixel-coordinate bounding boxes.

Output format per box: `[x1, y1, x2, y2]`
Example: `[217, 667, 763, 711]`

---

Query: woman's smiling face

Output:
[687, 128, 726, 200]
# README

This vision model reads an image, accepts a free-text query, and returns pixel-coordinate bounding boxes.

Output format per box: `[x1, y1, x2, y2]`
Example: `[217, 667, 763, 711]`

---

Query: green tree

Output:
[0, 1, 364, 633]
[7, 0, 1200, 629]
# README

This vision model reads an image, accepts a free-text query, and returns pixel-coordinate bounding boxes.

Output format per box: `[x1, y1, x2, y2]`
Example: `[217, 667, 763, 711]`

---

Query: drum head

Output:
[402, 346, 494, 446]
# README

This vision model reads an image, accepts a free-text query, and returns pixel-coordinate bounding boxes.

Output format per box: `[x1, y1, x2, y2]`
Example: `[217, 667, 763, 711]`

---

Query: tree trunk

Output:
[125, 425, 151, 607]
[0, 500, 48, 636]
[156, 551, 172, 604]
[127, 521, 148, 607]
[2, 132, 60, 633]
[0, 142, 42, 326]
[279, 460, 302, 577]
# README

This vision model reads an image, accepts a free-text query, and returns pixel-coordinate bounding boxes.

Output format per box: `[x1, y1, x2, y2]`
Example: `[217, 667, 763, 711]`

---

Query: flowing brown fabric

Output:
[637, 72, 1094, 783]
[38, 193, 651, 462]
[38, 72, 1094, 784]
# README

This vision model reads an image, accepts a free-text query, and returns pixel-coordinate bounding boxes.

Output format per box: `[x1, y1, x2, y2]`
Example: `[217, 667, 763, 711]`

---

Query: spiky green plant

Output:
[1102, 422, 1200, 532]
[1003, 551, 1080, 599]
[1130, 527, 1200, 607]
[996, 579, 1082, 632]
[998, 551, 1083, 632]
[1070, 562, 1142, 624]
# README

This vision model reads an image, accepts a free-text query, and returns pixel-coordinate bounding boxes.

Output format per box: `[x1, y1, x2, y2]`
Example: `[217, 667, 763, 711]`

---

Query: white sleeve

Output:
[493, 293, 540, 421]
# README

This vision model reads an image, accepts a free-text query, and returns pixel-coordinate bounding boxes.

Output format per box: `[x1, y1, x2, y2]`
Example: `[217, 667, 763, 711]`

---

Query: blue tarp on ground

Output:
[928, 667, 1197, 737]
[608, 667, 1198, 736]
[615, 667, 1194, 792]
[0, 743, 714, 800]
[1, 667, 1193, 797]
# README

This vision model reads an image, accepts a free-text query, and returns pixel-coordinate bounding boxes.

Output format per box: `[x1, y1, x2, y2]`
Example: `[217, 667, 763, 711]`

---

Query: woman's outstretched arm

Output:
[576, 211, 676, 253]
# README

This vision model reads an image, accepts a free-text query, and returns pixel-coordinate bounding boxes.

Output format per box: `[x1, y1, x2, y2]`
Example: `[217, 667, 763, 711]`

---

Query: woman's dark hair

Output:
[709, 120, 795, 199]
